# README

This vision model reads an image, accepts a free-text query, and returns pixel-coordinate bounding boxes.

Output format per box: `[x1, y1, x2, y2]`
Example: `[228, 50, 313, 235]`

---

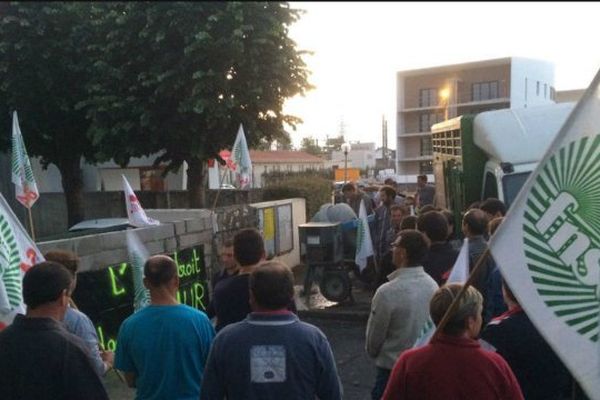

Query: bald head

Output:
[462, 208, 488, 237]
[144, 255, 178, 288]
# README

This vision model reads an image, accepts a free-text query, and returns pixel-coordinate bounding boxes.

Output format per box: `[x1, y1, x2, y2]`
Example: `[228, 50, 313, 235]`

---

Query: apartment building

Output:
[396, 57, 556, 175]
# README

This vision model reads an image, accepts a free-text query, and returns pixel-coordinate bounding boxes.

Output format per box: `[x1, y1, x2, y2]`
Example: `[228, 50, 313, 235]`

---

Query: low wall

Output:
[36, 198, 305, 349]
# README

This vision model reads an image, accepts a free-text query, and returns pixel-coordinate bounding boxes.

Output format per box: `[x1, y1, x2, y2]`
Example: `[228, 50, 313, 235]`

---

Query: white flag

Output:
[0, 192, 44, 330]
[413, 239, 469, 348]
[11, 111, 39, 209]
[355, 199, 373, 271]
[126, 230, 151, 312]
[489, 68, 600, 399]
[122, 175, 160, 227]
[231, 124, 252, 189]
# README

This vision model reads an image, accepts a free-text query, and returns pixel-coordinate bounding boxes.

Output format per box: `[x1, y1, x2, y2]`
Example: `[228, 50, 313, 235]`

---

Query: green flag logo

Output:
[356, 219, 364, 254]
[0, 214, 23, 309]
[523, 135, 600, 342]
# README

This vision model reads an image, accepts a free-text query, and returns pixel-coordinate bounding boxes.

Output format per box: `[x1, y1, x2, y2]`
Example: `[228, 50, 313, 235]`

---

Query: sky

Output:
[282, 2, 600, 150]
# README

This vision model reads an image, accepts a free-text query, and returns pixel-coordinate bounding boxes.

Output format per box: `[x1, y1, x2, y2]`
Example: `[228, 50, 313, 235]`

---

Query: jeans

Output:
[371, 367, 391, 400]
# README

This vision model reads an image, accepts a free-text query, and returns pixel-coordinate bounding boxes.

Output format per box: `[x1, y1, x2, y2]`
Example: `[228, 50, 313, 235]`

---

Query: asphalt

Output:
[105, 266, 376, 399]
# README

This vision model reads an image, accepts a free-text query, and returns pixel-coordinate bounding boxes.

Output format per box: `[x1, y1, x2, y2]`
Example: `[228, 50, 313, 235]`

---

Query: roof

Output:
[249, 150, 324, 164]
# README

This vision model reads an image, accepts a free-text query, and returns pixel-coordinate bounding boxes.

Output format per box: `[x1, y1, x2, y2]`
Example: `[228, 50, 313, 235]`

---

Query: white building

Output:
[396, 57, 556, 175]
[330, 142, 376, 170]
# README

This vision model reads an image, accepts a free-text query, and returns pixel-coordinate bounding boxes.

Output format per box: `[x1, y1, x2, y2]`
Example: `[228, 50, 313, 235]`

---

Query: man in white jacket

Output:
[365, 230, 438, 400]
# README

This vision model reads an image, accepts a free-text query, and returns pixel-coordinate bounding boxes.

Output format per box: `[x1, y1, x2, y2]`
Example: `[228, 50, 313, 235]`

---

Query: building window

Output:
[536, 81, 540, 96]
[420, 136, 433, 156]
[544, 83, 547, 98]
[419, 112, 444, 132]
[550, 86, 555, 100]
[419, 88, 438, 107]
[472, 81, 500, 102]
[419, 161, 433, 174]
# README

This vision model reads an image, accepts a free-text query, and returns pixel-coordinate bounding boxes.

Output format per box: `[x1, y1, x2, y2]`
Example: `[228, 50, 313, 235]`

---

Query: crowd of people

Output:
[0, 181, 583, 399]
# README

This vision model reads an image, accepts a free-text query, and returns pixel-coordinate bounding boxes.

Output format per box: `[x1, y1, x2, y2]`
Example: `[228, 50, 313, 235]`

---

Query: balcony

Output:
[397, 155, 433, 162]
[401, 96, 510, 113]
[398, 131, 433, 138]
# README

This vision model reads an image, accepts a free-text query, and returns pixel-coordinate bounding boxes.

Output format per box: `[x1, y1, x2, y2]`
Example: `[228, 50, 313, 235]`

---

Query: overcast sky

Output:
[282, 2, 600, 150]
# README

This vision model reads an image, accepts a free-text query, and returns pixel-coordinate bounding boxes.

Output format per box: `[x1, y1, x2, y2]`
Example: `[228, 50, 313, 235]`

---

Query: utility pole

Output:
[382, 115, 388, 161]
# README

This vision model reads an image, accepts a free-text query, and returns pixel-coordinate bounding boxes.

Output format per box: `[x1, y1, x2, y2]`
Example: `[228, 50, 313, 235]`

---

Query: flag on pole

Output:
[355, 199, 373, 272]
[122, 175, 160, 227]
[0, 192, 44, 330]
[11, 111, 39, 209]
[231, 124, 252, 189]
[489, 68, 600, 399]
[126, 230, 150, 312]
[413, 239, 469, 347]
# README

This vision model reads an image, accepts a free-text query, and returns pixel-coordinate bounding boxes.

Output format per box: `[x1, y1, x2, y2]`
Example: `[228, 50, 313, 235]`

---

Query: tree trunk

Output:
[187, 158, 206, 208]
[59, 157, 85, 228]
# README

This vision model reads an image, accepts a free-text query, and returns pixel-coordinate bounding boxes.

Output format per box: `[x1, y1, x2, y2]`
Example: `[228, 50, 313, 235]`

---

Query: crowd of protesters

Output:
[0, 180, 585, 399]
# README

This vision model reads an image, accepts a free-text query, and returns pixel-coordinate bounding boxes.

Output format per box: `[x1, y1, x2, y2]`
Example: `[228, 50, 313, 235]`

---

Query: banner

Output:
[355, 199, 374, 271]
[231, 124, 252, 189]
[126, 230, 151, 312]
[0, 192, 44, 329]
[11, 111, 39, 209]
[122, 175, 160, 227]
[489, 68, 600, 399]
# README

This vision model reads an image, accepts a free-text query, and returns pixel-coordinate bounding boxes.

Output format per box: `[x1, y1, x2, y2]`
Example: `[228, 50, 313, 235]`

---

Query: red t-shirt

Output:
[382, 334, 524, 400]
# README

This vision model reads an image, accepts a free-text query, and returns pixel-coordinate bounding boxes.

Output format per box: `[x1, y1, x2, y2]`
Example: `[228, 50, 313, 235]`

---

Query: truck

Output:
[334, 167, 361, 183]
[431, 102, 575, 224]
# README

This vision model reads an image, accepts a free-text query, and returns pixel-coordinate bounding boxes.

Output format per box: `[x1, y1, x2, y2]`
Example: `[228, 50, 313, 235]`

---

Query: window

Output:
[419, 112, 444, 132]
[483, 172, 498, 199]
[544, 84, 547, 98]
[550, 86, 555, 100]
[472, 81, 500, 101]
[420, 136, 433, 156]
[536, 81, 540, 96]
[419, 88, 438, 107]
[419, 161, 433, 174]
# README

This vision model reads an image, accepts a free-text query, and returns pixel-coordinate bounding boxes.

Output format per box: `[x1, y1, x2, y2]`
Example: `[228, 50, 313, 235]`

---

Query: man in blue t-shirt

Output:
[115, 255, 215, 399]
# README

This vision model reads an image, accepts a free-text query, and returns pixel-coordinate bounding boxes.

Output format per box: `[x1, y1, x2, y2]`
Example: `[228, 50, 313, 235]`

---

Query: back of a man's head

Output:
[144, 255, 177, 288]
[480, 198, 507, 217]
[396, 229, 429, 266]
[234, 228, 265, 267]
[463, 209, 487, 236]
[341, 182, 356, 193]
[23, 262, 73, 310]
[250, 261, 294, 310]
[44, 250, 80, 277]
[417, 211, 449, 242]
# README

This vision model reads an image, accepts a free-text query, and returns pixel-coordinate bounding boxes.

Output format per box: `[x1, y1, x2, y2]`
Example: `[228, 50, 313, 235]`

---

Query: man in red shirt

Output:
[382, 284, 523, 400]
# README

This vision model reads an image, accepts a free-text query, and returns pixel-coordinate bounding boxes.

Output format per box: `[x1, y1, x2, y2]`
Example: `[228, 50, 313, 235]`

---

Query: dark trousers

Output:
[371, 367, 391, 400]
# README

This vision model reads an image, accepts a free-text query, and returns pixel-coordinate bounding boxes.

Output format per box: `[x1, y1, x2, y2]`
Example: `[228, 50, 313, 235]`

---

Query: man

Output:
[417, 211, 459, 285]
[341, 182, 374, 216]
[373, 185, 396, 287]
[201, 261, 342, 400]
[212, 228, 296, 332]
[45, 249, 113, 377]
[380, 205, 406, 283]
[211, 239, 238, 291]
[382, 284, 523, 399]
[480, 280, 572, 400]
[365, 230, 438, 400]
[480, 197, 507, 220]
[462, 208, 495, 323]
[0, 262, 109, 400]
[115, 255, 215, 399]
[415, 174, 435, 208]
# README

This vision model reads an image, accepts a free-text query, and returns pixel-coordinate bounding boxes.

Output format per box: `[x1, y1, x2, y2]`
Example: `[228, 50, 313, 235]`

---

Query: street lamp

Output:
[340, 142, 351, 184]
[439, 87, 450, 120]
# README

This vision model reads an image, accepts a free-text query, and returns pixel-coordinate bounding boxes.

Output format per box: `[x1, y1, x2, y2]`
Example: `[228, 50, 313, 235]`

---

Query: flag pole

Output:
[211, 167, 229, 212]
[27, 207, 35, 241]
[431, 247, 491, 341]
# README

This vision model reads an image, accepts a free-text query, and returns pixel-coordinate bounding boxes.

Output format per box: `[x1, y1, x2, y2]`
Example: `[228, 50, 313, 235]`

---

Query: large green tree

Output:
[85, 2, 312, 207]
[0, 2, 100, 226]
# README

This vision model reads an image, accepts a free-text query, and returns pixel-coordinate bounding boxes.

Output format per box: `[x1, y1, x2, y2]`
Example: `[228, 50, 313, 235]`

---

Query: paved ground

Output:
[105, 266, 376, 399]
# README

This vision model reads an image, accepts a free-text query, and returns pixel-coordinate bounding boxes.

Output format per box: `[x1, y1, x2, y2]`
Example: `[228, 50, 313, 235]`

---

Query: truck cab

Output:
[432, 102, 575, 224]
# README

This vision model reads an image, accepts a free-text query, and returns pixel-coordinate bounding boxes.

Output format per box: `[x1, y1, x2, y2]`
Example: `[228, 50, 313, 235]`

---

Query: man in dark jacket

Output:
[417, 210, 459, 285]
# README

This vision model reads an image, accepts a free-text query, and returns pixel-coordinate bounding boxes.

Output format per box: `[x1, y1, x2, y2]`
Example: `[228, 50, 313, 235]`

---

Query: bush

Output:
[262, 175, 332, 219]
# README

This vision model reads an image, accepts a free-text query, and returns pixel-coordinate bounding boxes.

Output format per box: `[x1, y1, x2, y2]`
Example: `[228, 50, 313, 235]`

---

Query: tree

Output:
[0, 2, 101, 226]
[85, 2, 312, 207]
[300, 137, 322, 156]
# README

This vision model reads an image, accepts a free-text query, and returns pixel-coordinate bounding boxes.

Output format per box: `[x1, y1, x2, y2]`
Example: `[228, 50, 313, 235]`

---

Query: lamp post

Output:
[340, 142, 351, 184]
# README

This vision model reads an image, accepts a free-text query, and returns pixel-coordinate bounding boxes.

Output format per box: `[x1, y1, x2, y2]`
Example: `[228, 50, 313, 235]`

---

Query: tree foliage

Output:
[300, 137, 322, 156]
[0, 2, 100, 225]
[85, 2, 312, 206]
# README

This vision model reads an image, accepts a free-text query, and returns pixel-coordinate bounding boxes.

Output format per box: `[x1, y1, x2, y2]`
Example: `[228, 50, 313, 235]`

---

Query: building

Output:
[396, 57, 556, 175]
[330, 142, 376, 170]
[556, 88, 585, 103]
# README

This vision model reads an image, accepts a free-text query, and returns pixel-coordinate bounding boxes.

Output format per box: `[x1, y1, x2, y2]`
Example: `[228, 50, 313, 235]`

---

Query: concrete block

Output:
[179, 232, 202, 249]
[145, 240, 165, 256]
[38, 238, 76, 255]
[87, 248, 129, 272]
[164, 237, 178, 253]
[185, 218, 204, 233]
[173, 221, 186, 236]
[73, 234, 103, 257]
[100, 230, 128, 252]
